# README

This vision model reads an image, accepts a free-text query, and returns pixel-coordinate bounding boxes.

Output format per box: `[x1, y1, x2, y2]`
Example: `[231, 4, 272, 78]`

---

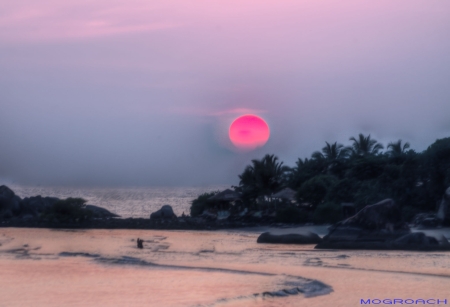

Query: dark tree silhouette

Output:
[312, 142, 349, 176]
[348, 134, 384, 157]
[387, 139, 410, 157]
[237, 154, 289, 202]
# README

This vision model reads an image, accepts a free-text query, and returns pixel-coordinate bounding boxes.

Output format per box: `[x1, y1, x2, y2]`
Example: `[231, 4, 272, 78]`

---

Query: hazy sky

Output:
[1, 0, 450, 187]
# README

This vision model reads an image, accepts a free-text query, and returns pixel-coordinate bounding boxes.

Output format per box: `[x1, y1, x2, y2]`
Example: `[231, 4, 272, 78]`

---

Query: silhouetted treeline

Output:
[230, 134, 450, 223]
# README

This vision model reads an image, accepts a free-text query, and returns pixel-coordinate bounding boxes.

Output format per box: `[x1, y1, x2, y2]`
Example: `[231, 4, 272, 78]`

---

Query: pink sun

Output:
[229, 115, 270, 151]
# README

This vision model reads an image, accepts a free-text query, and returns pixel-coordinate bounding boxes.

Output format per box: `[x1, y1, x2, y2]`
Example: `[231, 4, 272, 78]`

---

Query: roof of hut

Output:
[208, 189, 241, 201]
[272, 188, 296, 200]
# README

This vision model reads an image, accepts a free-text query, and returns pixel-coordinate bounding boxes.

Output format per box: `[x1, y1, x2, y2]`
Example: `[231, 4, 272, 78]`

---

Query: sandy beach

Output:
[1, 227, 449, 307]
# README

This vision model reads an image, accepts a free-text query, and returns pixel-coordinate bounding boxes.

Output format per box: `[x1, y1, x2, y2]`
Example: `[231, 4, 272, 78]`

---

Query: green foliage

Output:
[347, 156, 386, 181]
[387, 139, 410, 158]
[43, 198, 92, 222]
[352, 181, 390, 210]
[190, 192, 217, 217]
[348, 134, 384, 157]
[326, 178, 358, 203]
[236, 154, 289, 203]
[423, 137, 450, 201]
[275, 206, 309, 224]
[313, 202, 343, 224]
[192, 134, 450, 225]
[297, 175, 337, 206]
[313, 142, 349, 177]
[287, 158, 326, 189]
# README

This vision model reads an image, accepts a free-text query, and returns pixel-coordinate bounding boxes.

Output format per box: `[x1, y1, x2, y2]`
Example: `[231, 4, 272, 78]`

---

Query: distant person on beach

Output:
[137, 238, 143, 249]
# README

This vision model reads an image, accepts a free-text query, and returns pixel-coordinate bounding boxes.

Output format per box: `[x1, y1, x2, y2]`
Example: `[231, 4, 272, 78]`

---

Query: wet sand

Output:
[0, 227, 449, 306]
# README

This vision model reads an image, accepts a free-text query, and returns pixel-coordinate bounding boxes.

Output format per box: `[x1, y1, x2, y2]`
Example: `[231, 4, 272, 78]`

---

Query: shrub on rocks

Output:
[190, 192, 217, 217]
[42, 198, 92, 223]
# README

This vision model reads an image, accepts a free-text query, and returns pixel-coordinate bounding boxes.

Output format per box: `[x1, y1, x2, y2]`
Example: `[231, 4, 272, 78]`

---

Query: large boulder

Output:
[337, 199, 408, 232]
[393, 232, 439, 246]
[437, 187, 450, 225]
[316, 198, 450, 250]
[412, 213, 440, 229]
[0, 185, 22, 217]
[150, 205, 177, 220]
[389, 232, 448, 250]
[321, 199, 409, 243]
[316, 199, 409, 249]
[257, 232, 322, 244]
[85, 205, 120, 218]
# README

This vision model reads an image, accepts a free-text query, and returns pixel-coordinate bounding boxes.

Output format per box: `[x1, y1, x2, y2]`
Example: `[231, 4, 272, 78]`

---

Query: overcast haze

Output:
[1, 0, 450, 187]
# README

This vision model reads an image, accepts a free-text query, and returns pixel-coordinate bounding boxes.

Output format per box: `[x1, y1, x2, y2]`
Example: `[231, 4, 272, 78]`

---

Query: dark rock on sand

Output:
[320, 199, 410, 243]
[316, 198, 450, 250]
[257, 232, 322, 244]
[335, 198, 408, 232]
[86, 205, 120, 218]
[150, 205, 177, 220]
[393, 232, 439, 245]
[413, 212, 440, 228]
[437, 187, 450, 225]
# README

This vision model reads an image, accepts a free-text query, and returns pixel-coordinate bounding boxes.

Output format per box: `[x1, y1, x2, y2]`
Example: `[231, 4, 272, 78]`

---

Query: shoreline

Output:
[0, 217, 282, 231]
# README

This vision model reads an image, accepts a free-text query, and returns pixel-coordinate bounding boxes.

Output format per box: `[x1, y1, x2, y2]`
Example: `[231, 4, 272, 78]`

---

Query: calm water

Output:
[8, 185, 229, 218]
[1, 227, 450, 307]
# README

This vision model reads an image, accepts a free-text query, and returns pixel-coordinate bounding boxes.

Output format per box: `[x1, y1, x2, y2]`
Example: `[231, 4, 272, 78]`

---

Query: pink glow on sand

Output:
[229, 115, 270, 151]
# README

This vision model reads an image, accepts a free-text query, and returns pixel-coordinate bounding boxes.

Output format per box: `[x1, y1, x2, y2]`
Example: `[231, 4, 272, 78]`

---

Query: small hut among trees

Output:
[208, 189, 241, 214]
[272, 188, 296, 206]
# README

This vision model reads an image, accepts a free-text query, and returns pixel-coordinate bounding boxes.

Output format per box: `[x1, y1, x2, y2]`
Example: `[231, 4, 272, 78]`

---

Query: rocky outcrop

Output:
[257, 232, 322, 244]
[316, 198, 450, 250]
[0, 185, 22, 218]
[320, 199, 409, 243]
[85, 205, 120, 218]
[393, 232, 438, 245]
[150, 205, 177, 220]
[0, 186, 121, 221]
[437, 187, 450, 225]
[412, 213, 440, 229]
[336, 199, 408, 232]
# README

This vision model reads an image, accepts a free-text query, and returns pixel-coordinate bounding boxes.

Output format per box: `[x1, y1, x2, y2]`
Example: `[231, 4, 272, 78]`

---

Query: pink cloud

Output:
[0, 1, 180, 42]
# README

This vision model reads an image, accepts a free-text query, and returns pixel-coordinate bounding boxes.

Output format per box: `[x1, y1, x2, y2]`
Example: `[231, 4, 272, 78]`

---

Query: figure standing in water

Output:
[137, 238, 144, 249]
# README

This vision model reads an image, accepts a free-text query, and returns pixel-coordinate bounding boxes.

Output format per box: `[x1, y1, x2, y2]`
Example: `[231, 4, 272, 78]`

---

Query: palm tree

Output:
[312, 142, 348, 175]
[387, 139, 410, 157]
[322, 142, 348, 160]
[252, 154, 289, 196]
[348, 134, 384, 157]
[238, 154, 289, 202]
